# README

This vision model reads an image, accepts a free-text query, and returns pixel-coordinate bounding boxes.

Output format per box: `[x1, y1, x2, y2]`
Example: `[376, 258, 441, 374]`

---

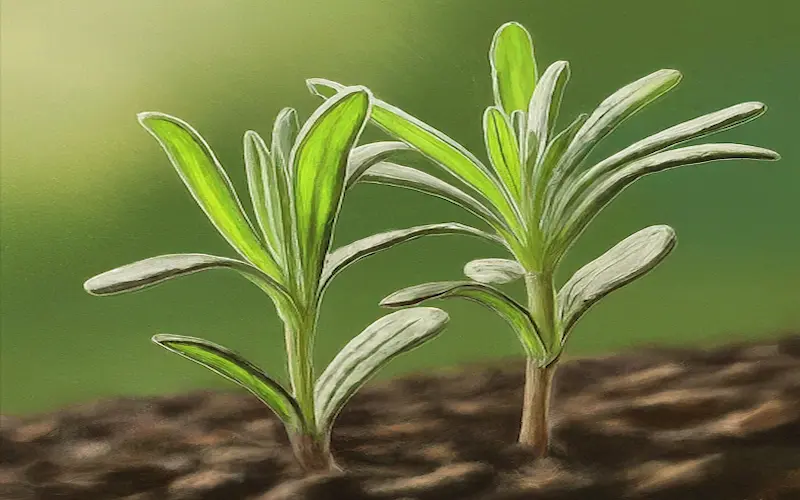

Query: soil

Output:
[2, 336, 800, 500]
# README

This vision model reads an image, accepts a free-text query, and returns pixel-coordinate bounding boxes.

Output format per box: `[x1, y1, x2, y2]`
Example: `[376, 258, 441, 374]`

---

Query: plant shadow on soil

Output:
[2, 336, 799, 499]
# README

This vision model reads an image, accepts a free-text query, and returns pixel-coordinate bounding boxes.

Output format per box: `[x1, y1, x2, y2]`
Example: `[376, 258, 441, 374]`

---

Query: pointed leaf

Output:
[321, 223, 502, 291]
[490, 22, 538, 115]
[359, 162, 506, 231]
[292, 87, 372, 289]
[546, 70, 683, 204]
[558, 225, 677, 337]
[152, 334, 304, 430]
[483, 106, 523, 199]
[551, 144, 780, 262]
[137, 112, 281, 279]
[244, 131, 283, 261]
[313, 308, 449, 430]
[464, 258, 525, 285]
[83, 253, 292, 302]
[307, 78, 521, 231]
[556, 102, 768, 220]
[346, 141, 410, 188]
[381, 281, 546, 359]
[527, 61, 570, 167]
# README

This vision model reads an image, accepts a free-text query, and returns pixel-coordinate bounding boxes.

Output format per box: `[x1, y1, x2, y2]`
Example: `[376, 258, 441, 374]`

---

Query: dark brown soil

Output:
[3, 336, 800, 500]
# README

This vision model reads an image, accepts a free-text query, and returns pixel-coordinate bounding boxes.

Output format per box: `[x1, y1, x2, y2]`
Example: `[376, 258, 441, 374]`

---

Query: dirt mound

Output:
[3, 336, 799, 499]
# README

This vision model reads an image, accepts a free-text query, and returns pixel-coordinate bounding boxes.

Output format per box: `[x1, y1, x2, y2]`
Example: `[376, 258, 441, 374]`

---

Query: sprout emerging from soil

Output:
[308, 22, 780, 457]
[83, 88, 494, 472]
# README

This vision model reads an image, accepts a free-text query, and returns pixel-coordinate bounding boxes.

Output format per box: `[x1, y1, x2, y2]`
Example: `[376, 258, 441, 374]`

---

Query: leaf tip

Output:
[379, 293, 401, 308]
[306, 78, 340, 99]
[493, 21, 531, 40]
[82, 275, 103, 295]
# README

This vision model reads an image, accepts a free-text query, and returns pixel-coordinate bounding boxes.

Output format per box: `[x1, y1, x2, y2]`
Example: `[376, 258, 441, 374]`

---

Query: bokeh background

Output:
[2, 0, 798, 415]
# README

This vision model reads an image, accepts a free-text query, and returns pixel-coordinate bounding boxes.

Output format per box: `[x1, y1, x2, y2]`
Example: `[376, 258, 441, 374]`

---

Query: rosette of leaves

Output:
[307, 23, 780, 456]
[84, 87, 498, 471]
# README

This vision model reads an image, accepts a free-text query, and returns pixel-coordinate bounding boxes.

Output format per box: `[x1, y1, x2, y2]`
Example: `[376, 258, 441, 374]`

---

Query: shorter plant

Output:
[84, 87, 489, 471]
[308, 22, 780, 456]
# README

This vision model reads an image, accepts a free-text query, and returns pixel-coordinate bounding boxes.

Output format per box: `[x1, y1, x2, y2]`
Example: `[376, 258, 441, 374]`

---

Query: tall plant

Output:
[308, 23, 780, 456]
[84, 87, 497, 471]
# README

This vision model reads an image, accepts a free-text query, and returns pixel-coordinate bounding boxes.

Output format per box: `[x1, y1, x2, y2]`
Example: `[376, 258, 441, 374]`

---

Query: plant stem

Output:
[285, 321, 338, 472]
[518, 358, 556, 455]
[520, 271, 559, 455]
[285, 322, 316, 424]
[289, 430, 341, 472]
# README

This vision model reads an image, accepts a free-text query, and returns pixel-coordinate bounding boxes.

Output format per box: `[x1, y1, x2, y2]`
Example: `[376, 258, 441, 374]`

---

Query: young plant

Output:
[84, 87, 495, 471]
[307, 22, 780, 456]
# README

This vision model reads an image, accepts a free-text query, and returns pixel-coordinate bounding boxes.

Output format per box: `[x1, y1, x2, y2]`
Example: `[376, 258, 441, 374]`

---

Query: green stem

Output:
[520, 271, 560, 455]
[285, 322, 316, 426]
[285, 319, 338, 472]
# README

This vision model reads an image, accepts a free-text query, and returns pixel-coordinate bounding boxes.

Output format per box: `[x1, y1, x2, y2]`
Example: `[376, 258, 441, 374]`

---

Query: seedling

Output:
[308, 22, 780, 456]
[84, 87, 492, 471]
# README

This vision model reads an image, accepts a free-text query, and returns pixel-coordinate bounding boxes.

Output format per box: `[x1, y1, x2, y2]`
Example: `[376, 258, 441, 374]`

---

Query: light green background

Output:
[2, 0, 798, 414]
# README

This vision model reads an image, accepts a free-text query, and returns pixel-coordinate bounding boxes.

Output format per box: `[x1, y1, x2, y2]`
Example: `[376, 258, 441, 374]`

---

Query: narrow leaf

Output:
[483, 106, 523, 200]
[321, 223, 503, 291]
[551, 144, 780, 262]
[244, 131, 283, 261]
[137, 112, 281, 278]
[490, 22, 538, 115]
[271, 107, 300, 174]
[546, 70, 683, 203]
[558, 225, 676, 336]
[152, 334, 304, 430]
[314, 308, 449, 430]
[83, 253, 291, 301]
[531, 114, 587, 218]
[359, 162, 506, 231]
[557, 102, 768, 219]
[307, 78, 521, 231]
[346, 141, 410, 188]
[381, 281, 546, 359]
[527, 61, 570, 166]
[270, 108, 301, 282]
[292, 87, 372, 289]
[463, 258, 525, 285]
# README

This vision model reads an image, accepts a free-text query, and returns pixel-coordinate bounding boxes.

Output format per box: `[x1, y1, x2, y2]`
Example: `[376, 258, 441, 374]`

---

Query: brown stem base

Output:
[289, 431, 341, 473]
[518, 359, 556, 457]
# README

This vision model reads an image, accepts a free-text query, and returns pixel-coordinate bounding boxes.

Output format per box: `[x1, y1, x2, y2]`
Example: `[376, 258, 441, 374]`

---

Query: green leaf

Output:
[137, 112, 281, 279]
[83, 253, 291, 302]
[359, 162, 506, 231]
[527, 61, 570, 168]
[152, 334, 304, 431]
[244, 131, 283, 262]
[558, 225, 676, 337]
[463, 258, 525, 285]
[270, 108, 301, 283]
[483, 106, 523, 200]
[292, 87, 372, 290]
[271, 107, 300, 174]
[555, 102, 768, 221]
[489, 22, 538, 115]
[313, 308, 449, 431]
[345, 141, 410, 188]
[551, 144, 780, 262]
[381, 281, 546, 359]
[307, 78, 521, 232]
[321, 223, 503, 291]
[531, 113, 587, 218]
[546, 69, 683, 205]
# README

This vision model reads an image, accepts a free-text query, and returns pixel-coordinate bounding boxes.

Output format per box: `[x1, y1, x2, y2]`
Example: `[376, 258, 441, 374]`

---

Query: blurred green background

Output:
[2, 0, 798, 415]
